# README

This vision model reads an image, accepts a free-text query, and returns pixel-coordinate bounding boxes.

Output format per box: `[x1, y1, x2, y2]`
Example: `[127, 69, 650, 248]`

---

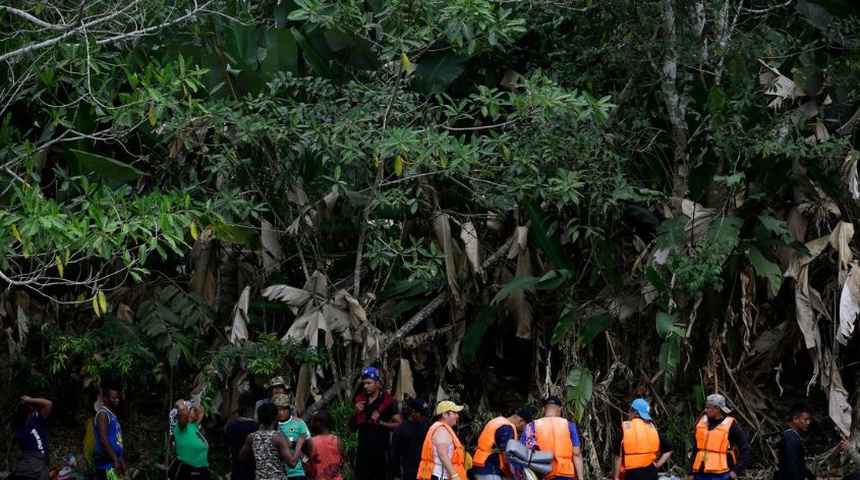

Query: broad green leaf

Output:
[565, 366, 594, 423]
[292, 28, 333, 78]
[70, 149, 145, 180]
[655, 311, 676, 339]
[536, 269, 570, 290]
[658, 339, 680, 391]
[413, 53, 468, 94]
[550, 302, 578, 345]
[644, 266, 669, 293]
[758, 215, 792, 244]
[491, 275, 538, 305]
[461, 306, 499, 363]
[262, 28, 298, 78]
[523, 200, 575, 271]
[748, 246, 783, 294]
[575, 313, 615, 349]
[657, 217, 687, 249]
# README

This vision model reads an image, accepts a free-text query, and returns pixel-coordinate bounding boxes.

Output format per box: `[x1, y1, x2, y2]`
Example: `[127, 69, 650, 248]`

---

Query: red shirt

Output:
[306, 434, 343, 480]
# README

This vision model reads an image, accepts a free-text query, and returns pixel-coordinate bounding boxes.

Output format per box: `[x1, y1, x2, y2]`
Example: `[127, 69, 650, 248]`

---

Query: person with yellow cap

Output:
[417, 400, 468, 480]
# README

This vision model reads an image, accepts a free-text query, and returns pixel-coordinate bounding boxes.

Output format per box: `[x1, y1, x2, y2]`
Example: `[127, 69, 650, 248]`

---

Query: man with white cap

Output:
[611, 398, 673, 480]
[688, 394, 750, 480]
[417, 400, 467, 480]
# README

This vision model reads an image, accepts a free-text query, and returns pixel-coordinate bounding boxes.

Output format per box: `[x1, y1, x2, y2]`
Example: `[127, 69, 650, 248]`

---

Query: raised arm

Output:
[175, 400, 190, 430]
[21, 396, 53, 420]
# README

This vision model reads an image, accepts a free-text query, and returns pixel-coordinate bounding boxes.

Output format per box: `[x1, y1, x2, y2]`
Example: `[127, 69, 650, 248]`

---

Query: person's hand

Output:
[370, 410, 381, 423]
[687, 475, 695, 480]
[729, 472, 738, 479]
[354, 401, 366, 413]
[20, 395, 32, 404]
[840, 437, 853, 452]
[114, 460, 125, 476]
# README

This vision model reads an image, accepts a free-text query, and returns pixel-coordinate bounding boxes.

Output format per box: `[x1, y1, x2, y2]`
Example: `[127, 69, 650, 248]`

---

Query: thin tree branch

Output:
[0, 5, 68, 30]
[741, 0, 792, 14]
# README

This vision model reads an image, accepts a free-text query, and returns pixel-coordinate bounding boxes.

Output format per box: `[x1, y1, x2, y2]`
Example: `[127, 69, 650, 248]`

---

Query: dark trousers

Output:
[355, 448, 389, 480]
[167, 459, 212, 480]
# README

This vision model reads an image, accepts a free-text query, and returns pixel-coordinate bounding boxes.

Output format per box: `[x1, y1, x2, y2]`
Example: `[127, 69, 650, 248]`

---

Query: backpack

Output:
[83, 414, 96, 466]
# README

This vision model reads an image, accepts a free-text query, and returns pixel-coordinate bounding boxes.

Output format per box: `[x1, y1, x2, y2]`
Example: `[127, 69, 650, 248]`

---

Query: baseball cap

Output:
[361, 366, 381, 381]
[630, 398, 651, 421]
[514, 407, 533, 423]
[408, 397, 430, 414]
[705, 394, 731, 414]
[435, 400, 465, 415]
[543, 395, 564, 407]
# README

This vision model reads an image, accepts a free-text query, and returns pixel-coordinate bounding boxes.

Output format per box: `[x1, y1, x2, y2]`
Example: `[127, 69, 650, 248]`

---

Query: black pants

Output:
[355, 448, 389, 480]
[167, 459, 212, 480]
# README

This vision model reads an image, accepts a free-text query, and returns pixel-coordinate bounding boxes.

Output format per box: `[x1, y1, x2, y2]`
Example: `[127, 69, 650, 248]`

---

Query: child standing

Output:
[305, 409, 345, 480]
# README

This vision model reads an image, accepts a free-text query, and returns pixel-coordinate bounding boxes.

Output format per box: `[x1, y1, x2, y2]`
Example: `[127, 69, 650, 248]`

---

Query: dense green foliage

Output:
[4, 0, 860, 476]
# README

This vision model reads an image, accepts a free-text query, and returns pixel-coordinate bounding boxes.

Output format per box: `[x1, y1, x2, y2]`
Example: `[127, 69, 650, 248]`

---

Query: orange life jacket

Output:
[621, 418, 660, 469]
[534, 417, 575, 479]
[692, 416, 736, 473]
[473, 417, 516, 474]
[417, 422, 468, 480]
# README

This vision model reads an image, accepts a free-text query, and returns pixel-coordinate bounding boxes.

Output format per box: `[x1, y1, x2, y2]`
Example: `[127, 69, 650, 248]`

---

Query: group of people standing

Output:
[7, 379, 860, 480]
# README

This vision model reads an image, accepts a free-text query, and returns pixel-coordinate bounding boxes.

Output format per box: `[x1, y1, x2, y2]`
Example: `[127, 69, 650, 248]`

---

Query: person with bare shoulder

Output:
[241, 403, 298, 480]
[417, 400, 468, 480]
[94, 387, 127, 480]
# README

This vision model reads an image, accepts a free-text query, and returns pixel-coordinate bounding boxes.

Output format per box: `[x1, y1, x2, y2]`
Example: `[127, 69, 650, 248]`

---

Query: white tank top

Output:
[432, 441, 455, 478]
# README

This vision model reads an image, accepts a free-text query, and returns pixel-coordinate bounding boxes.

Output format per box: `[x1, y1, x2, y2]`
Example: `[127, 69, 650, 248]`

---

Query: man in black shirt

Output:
[776, 403, 823, 480]
[391, 397, 431, 480]
[350, 366, 402, 480]
[225, 392, 258, 480]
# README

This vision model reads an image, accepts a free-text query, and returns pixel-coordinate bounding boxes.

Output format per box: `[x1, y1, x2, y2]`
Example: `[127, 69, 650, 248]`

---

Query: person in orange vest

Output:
[417, 400, 468, 480]
[687, 394, 750, 480]
[610, 398, 674, 480]
[472, 407, 533, 480]
[518, 396, 584, 480]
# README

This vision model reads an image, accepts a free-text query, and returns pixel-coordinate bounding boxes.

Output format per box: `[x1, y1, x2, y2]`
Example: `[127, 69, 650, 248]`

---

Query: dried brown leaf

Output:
[394, 358, 417, 401]
[433, 213, 460, 300]
[460, 221, 482, 276]
[837, 262, 860, 345]
[229, 287, 250, 344]
[830, 221, 855, 271]
[262, 284, 312, 307]
[261, 220, 283, 271]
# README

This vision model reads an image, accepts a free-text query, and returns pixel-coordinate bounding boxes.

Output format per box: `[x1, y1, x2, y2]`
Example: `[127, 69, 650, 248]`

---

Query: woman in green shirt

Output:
[168, 399, 211, 480]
